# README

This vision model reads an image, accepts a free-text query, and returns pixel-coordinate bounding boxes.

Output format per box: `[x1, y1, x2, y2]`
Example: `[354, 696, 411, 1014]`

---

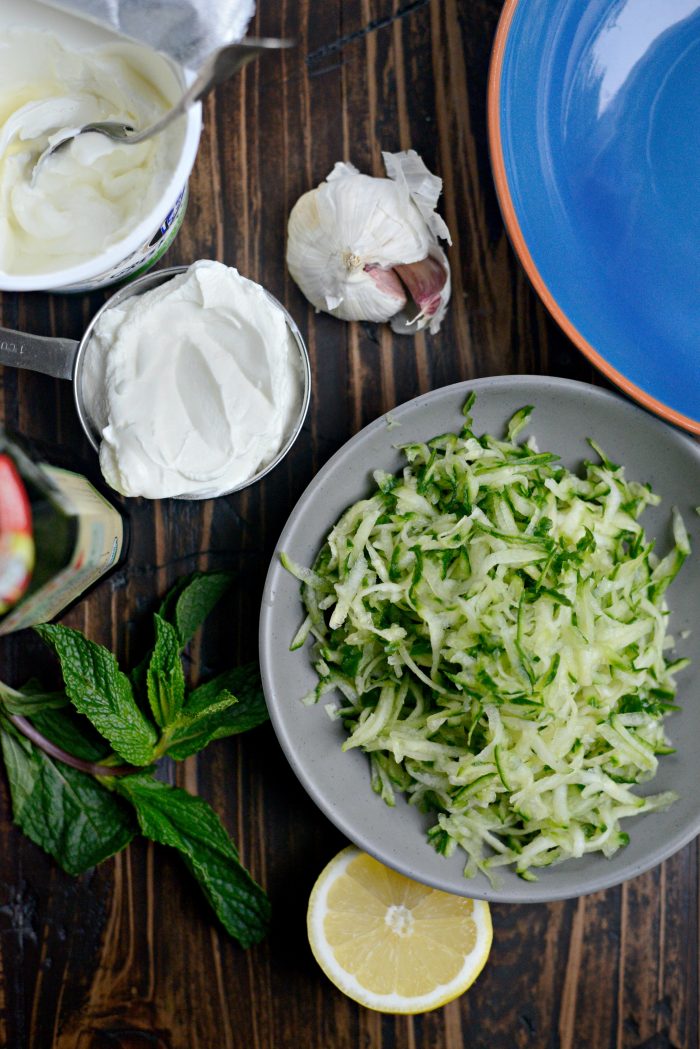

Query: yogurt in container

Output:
[82, 261, 310, 500]
[0, 0, 202, 291]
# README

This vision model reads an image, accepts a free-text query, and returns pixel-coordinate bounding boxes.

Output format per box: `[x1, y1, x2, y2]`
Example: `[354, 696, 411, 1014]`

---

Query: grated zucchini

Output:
[284, 402, 690, 881]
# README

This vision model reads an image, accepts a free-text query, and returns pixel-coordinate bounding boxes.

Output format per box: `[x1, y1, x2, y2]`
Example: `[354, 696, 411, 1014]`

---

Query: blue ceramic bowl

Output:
[489, 0, 700, 434]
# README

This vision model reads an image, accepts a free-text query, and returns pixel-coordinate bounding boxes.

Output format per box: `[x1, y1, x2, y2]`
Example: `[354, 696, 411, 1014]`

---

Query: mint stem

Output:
[7, 714, 135, 777]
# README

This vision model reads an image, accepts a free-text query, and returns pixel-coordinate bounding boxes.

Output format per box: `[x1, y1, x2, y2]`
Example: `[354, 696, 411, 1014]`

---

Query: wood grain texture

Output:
[0, 2, 698, 1047]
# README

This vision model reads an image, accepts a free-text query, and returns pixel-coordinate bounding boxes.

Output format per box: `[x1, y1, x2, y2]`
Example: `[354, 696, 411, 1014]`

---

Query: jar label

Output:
[0, 453, 34, 613]
[0, 466, 123, 635]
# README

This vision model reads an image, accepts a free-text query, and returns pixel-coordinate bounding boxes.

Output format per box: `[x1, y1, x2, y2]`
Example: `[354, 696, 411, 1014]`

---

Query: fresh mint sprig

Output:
[0, 571, 271, 948]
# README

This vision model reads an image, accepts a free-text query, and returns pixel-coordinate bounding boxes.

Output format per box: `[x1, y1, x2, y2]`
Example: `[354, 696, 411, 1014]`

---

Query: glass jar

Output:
[0, 431, 125, 634]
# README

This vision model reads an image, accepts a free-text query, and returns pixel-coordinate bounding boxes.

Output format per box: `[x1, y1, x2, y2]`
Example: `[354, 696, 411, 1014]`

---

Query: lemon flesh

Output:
[307, 846, 492, 1013]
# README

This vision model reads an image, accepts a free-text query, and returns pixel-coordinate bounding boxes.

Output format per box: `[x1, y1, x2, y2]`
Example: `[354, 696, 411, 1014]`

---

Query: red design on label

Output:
[0, 455, 32, 536]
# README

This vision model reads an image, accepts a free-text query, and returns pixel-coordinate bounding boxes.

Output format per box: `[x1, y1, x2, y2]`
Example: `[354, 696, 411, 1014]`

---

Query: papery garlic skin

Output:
[286, 150, 452, 335]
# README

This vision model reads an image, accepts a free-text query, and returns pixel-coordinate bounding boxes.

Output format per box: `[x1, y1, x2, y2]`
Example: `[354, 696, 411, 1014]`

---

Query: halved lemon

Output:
[307, 846, 492, 1013]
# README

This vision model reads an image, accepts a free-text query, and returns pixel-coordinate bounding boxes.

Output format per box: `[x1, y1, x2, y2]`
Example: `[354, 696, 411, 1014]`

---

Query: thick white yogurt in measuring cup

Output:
[0, 0, 191, 285]
[83, 261, 304, 500]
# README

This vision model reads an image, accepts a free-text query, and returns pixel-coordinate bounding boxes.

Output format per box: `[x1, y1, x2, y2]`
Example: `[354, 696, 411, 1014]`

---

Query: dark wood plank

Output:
[0, 1, 697, 1047]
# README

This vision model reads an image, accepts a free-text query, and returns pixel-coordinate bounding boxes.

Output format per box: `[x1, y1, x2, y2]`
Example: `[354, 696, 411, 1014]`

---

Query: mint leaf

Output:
[0, 679, 68, 716]
[31, 708, 110, 764]
[147, 615, 186, 728]
[0, 719, 135, 875]
[35, 624, 157, 766]
[187, 664, 267, 728]
[166, 664, 269, 761]
[0, 722, 36, 817]
[164, 689, 238, 761]
[116, 775, 270, 947]
[159, 571, 234, 648]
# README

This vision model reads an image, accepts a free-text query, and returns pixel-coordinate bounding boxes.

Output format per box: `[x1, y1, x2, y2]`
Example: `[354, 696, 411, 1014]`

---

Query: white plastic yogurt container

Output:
[0, 0, 202, 293]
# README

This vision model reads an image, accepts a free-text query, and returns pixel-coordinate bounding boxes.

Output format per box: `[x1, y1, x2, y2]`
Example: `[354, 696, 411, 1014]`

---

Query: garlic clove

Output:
[390, 246, 452, 336]
[394, 255, 446, 318]
[365, 264, 407, 307]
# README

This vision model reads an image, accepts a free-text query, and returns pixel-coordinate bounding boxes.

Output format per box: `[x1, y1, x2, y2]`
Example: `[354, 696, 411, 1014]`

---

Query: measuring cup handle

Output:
[0, 328, 78, 380]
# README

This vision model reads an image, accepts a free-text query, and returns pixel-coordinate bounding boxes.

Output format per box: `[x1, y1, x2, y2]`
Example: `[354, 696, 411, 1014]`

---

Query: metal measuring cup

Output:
[0, 266, 311, 498]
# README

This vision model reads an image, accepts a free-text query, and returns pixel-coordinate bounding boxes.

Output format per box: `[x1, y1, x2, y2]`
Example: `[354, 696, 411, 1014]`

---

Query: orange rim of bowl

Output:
[487, 0, 700, 437]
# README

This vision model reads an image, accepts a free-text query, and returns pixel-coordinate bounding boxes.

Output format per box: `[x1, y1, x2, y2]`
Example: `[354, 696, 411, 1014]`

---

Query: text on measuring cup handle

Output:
[0, 339, 27, 356]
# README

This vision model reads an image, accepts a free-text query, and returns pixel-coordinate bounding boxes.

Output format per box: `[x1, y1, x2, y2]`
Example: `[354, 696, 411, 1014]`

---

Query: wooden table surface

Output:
[0, 2, 698, 1047]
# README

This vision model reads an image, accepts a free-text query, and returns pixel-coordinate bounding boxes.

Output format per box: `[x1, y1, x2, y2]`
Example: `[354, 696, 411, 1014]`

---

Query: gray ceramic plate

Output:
[259, 376, 700, 902]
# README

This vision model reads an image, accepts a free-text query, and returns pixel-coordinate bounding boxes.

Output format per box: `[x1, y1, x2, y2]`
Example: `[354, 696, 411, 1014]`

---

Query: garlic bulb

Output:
[286, 150, 452, 335]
